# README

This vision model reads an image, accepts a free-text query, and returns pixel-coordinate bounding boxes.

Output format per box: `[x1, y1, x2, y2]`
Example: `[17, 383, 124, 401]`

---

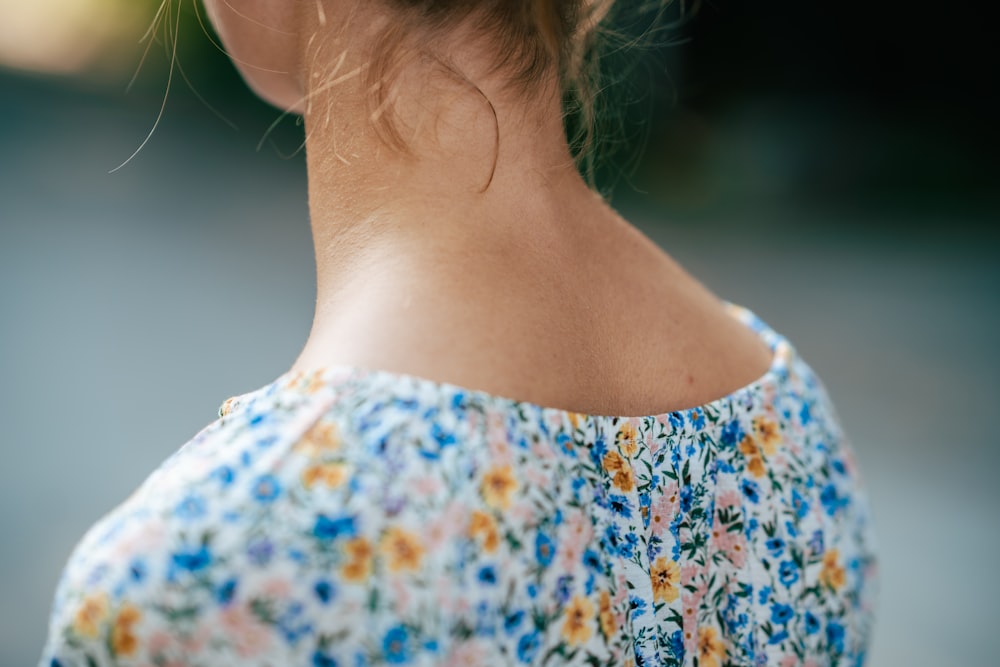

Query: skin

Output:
[202, 0, 773, 416]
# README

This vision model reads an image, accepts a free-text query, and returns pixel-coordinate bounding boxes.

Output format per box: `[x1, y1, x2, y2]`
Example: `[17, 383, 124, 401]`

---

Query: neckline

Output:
[219, 301, 793, 426]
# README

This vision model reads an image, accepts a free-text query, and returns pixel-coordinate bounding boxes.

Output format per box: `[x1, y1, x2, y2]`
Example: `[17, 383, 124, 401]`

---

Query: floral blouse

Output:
[40, 302, 877, 667]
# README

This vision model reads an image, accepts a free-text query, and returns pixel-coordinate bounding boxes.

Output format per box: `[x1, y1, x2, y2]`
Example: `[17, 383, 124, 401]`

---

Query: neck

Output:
[289, 13, 621, 375]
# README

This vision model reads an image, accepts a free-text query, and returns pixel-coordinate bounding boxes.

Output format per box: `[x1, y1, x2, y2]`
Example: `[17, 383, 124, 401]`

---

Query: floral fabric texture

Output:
[40, 302, 877, 667]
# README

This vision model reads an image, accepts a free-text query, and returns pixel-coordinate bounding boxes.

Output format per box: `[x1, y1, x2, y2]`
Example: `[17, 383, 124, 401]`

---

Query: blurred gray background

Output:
[1, 1, 997, 665]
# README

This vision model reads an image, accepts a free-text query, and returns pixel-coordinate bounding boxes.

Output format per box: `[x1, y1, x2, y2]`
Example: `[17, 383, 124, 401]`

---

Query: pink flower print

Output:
[147, 631, 171, 654]
[649, 483, 679, 537]
[444, 638, 486, 666]
[219, 604, 274, 658]
[713, 528, 747, 568]
[111, 518, 166, 560]
[486, 413, 510, 460]
[412, 474, 443, 496]
[557, 510, 594, 570]
[507, 500, 536, 525]
[424, 501, 464, 551]
[180, 624, 211, 654]
[261, 577, 292, 599]
[389, 575, 412, 610]
[716, 489, 742, 510]
[523, 465, 551, 488]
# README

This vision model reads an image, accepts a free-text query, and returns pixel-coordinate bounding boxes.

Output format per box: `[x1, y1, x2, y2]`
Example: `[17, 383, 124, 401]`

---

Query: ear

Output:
[202, 0, 305, 112]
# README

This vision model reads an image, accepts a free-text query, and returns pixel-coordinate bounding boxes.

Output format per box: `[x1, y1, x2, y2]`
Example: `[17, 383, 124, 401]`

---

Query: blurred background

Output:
[1, 0, 996, 665]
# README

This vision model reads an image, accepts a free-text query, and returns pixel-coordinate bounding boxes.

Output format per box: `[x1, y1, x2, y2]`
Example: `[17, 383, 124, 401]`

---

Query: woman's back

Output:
[40, 303, 877, 666]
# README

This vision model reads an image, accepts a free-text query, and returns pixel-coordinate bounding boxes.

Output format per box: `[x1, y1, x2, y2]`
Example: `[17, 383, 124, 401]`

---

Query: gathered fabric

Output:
[40, 302, 877, 667]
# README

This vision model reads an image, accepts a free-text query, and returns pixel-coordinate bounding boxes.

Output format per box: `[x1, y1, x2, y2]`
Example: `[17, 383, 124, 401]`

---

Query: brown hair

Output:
[359, 0, 683, 186]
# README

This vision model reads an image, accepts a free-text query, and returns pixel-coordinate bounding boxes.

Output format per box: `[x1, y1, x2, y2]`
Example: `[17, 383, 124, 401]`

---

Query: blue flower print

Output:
[128, 558, 146, 582]
[827, 622, 845, 654]
[769, 629, 790, 645]
[601, 523, 622, 554]
[799, 402, 812, 425]
[247, 537, 274, 565]
[314, 580, 336, 604]
[216, 578, 237, 605]
[679, 487, 693, 513]
[313, 514, 357, 541]
[778, 560, 799, 587]
[771, 603, 795, 625]
[382, 625, 411, 664]
[175, 495, 206, 519]
[609, 493, 633, 519]
[821, 484, 848, 516]
[791, 487, 810, 518]
[210, 464, 235, 487]
[670, 629, 686, 662]
[535, 531, 556, 567]
[504, 610, 525, 634]
[804, 611, 821, 635]
[252, 474, 282, 503]
[582, 548, 602, 572]
[742, 478, 761, 503]
[590, 435, 608, 468]
[629, 595, 648, 618]
[478, 565, 497, 585]
[621, 531, 639, 559]
[171, 545, 211, 573]
[766, 538, 785, 557]
[312, 649, 338, 667]
[720, 419, 744, 448]
[555, 574, 572, 604]
[517, 631, 541, 663]
[808, 530, 825, 557]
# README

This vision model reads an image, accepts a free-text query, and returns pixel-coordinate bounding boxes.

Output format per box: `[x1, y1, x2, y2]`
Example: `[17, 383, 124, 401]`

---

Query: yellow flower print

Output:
[698, 626, 726, 667]
[598, 589, 616, 639]
[302, 462, 350, 489]
[480, 464, 518, 510]
[618, 422, 639, 457]
[752, 416, 781, 456]
[650, 557, 680, 603]
[561, 594, 595, 645]
[602, 451, 635, 491]
[746, 456, 767, 478]
[739, 435, 759, 457]
[294, 421, 341, 457]
[820, 548, 847, 591]
[341, 536, 375, 582]
[380, 526, 424, 573]
[111, 602, 141, 657]
[602, 451, 627, 474]
[468, 510, 500, 553]
[612, 464, 635, 492]
[72, 592, 108, 639]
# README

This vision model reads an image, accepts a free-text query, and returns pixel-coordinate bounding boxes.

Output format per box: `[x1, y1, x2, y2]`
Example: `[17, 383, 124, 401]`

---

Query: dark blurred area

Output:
[3, 0, 996, 224]
[2, 1, 997, 666]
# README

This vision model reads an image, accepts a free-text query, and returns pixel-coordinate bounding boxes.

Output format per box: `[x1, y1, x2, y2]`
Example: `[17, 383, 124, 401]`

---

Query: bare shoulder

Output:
[293, 214, 774, 417]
